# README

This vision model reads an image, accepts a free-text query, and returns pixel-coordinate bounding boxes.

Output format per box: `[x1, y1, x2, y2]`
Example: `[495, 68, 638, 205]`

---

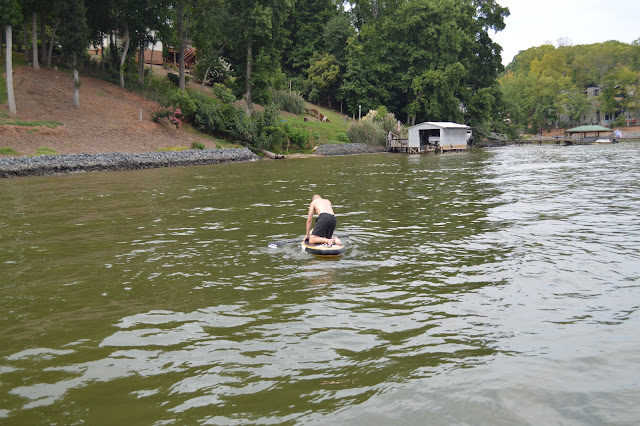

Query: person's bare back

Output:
[305, 195, 342, 246]
[310, 197, 334, 216]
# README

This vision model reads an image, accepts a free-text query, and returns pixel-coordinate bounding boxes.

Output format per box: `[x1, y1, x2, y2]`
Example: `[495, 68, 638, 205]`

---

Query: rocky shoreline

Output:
[314, 143, 386, 156]
[0, 143, 388, 178]
[0, 148, 260, 178]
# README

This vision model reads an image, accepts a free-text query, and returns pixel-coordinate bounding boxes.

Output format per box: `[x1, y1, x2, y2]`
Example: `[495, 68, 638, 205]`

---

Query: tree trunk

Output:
[100, 34, 104, 70]
[32, 11, 39, 69]
[47, 19, 60, 69]
[23, 18, 29, 62]
[177, 5, 190, 91]
[40, 9, 46, 65]
[0, 28, 4, 58]
[110, 31, 118, 75]
[200, 59, 215, 92]
[138, 39, 145, 85]
[179, 42, 186, 90]
[147, 35, 155, 91]
[5, 26, 17, 114]
[72, 53, 80, 107]
[245, 42, 252, 117]
[119, 26, 130, 88]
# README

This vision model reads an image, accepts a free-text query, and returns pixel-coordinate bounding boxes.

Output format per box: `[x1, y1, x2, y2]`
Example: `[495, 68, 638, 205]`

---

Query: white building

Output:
[406, 122, 470, 153]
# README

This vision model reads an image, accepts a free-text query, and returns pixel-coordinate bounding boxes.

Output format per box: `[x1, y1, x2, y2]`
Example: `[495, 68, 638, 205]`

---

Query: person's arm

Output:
[304, 202, 315, 241]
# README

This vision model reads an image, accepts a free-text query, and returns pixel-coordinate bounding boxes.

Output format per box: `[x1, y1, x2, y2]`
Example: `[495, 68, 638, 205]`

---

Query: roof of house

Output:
[408, 121, 470, 130]
[566, 125, 611, 133]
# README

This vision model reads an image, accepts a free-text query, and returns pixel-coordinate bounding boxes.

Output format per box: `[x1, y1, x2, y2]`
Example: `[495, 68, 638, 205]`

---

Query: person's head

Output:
[312, 194, 322, 201]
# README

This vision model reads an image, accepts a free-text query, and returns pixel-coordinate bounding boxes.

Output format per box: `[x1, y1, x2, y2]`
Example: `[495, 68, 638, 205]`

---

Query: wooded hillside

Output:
[3, 0, 509, 128]
[499, 41, 640, 136]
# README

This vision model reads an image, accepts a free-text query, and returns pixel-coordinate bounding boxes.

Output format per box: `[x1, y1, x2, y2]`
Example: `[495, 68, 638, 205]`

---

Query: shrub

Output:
[212, 83, 236, 104]
[614, 114, 626, 127]
[193, 56, 232, 87]
[265, 126, 288, 151]
[364, 106, 397, 134]
[191, 141, 205, 150]
[347, 120, 386, 146]
[192, 96, 279, 149]
[152, 106, 183, 129]
[283, 123, 310, 149]
[194, 100, 244, 136]
[335, 132, 351, 143]
[273, 90, 305, 114]
[167, 72, 179, 86]
[167, 72, 191, 86]
[170, 90, 197, 121]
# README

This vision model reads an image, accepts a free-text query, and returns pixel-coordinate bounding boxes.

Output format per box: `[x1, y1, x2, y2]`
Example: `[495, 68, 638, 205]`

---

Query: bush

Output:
[167, 72, 179, 86]
[335, 132, 351, 143]
[265, 126, 288, 151]
[283, 123, 310, 149]
[152, 106, 183, 129]
[194, 101, 227, 134]
[191, 141, 205, 150]
[347, 120, 386, 146]
[193, 97, 278, 148]
[212, 83, 236, 104]
[614, 115, 627, 127]
[167, 72, 191, 86]
[193, 56, 232, 87]
[170, 90, 197, 121]
[364, 106, 397, 134]
[273, 90, 305, 114]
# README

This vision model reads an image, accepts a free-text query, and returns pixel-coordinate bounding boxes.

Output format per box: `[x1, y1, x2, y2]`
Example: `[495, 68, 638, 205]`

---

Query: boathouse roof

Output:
[566, 125, 611, 133]
[408, 121, 470, 130]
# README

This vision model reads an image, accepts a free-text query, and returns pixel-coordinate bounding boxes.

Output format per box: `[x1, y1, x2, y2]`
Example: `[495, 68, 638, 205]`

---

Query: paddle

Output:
[268, 235, 349, 249]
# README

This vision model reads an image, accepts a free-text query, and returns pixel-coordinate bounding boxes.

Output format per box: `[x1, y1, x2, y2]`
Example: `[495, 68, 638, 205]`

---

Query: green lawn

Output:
[0, 119, 62, 128]
[283, 103, 351, 145]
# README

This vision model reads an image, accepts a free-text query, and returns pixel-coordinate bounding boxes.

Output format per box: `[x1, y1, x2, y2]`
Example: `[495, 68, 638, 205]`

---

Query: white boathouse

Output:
[388, 121, 470, 153]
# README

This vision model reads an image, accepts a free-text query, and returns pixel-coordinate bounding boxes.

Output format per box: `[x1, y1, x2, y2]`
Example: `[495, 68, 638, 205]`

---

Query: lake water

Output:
[1, 144, 639, 424]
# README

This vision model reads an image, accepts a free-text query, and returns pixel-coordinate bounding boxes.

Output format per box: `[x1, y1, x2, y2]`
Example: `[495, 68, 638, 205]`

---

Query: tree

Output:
[339, 0, 508, 125]
[307, 52, 340, 108]
[170, 0, 195, 90]
[58, 0, 89, 107]
[323, 13, 354, 67]
[191, 0, 232, 91]
[230, 0, 289, 116]
[1, 0, 21, 113]
[284, 0, 336, 76]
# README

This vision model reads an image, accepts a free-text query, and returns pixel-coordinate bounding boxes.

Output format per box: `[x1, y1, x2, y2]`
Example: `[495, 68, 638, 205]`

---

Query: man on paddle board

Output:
[305, 194, 342, 246]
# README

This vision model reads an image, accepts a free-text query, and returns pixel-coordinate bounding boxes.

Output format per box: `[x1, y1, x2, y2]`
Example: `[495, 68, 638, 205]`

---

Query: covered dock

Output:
[388, 122, 470, 153]
[564, 125, 613, 145]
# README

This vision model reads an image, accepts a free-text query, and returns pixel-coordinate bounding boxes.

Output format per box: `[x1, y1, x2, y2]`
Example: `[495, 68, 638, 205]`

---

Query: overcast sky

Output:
[491, 0, 640, 66]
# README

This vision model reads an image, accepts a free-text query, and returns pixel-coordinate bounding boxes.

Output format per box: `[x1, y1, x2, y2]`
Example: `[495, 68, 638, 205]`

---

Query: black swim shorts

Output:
[312, 213, 337, 238]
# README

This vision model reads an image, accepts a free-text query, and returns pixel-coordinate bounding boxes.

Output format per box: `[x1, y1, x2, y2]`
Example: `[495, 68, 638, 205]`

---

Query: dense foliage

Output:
[499, 41, 640, 134]
[5, 0, 510, 137]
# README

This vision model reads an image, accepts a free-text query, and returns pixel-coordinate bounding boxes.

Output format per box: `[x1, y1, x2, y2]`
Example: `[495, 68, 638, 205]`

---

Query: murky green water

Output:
[1, 144, 639, 424]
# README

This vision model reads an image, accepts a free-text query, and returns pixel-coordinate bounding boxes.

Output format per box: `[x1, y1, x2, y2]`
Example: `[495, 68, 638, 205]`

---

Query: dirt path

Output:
[1, 66, 212, 156]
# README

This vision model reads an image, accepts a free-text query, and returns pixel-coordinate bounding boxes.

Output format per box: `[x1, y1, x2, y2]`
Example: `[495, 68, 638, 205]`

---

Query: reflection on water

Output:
[1, 144, 639, 424]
